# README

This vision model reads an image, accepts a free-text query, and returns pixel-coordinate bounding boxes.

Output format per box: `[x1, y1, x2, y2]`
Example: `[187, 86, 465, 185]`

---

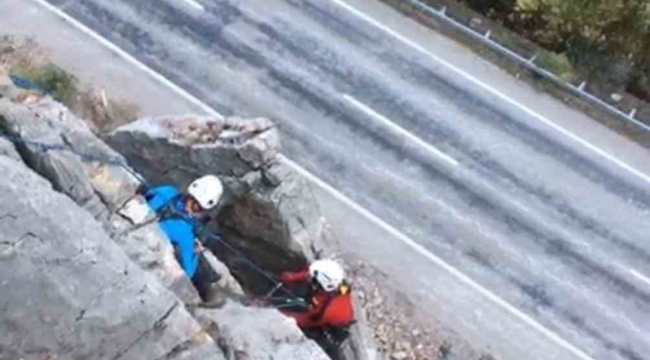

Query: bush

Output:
[1, 36, 140, 133]
[536, 51, 578, 82]
[437, 0, 650, 100]
[11, 63, 79, 105]
[516, 0, 650, 92]
[38, 65, 79, 105]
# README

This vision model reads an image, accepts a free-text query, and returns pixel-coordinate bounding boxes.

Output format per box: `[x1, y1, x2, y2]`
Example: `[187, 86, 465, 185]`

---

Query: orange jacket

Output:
[280, 270, 355, 329]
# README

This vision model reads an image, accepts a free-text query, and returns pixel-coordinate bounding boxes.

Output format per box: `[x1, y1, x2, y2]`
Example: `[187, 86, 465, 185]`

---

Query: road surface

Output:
[2, 0, 650, 359]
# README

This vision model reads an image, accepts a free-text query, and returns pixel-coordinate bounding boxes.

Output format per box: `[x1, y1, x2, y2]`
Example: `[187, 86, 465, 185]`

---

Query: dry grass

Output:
[0, 35, 139, 133]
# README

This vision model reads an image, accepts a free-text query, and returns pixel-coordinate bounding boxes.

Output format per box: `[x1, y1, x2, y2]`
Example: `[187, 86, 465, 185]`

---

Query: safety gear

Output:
[279, 265, 355, 329]
[145, 186, 200, 279]
[309, 260, 345, 292]
[281, 270, 309, 284]
[187, 175, 223, 211]
[279, 280, 355, 328]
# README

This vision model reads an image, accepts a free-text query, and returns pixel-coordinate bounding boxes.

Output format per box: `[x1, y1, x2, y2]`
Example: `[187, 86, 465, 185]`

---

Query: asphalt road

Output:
[5, 0, 650, 359]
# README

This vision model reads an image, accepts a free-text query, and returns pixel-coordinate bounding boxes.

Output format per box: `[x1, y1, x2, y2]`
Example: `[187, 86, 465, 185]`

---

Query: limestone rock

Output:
[0, 136, 21, 162]
[108, 115, 334, 276]
[194, 301, 330, 360]
[0, 155, 224, 360]
[0, 65, 10, 87]
[109, 115, 378, 360]
[0, 91, 137, 215]
[201, 249, 245, 296]
[0, 74, 371, 360]
[0, 87, 199, 303]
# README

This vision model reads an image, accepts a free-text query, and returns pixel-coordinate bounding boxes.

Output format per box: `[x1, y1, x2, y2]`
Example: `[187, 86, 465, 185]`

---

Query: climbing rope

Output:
[2, 131, 307, 309]
[2, 132, 148, 185]
[199, 229, 305, 303]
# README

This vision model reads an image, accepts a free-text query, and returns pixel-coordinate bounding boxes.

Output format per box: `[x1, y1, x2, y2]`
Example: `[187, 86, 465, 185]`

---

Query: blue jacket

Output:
[145, 186, 199, 279]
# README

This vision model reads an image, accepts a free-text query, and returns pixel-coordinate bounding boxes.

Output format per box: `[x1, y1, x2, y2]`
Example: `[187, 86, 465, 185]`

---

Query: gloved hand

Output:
[135, 183, 150, 197]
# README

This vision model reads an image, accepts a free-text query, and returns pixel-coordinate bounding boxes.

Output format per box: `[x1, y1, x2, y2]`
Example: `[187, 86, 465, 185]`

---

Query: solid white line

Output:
[29, 0, 218, 117]
[179, 0, 205, 12]
[281, 154, 595, 360]
[343, 94, 459, 166]
[31, 1, 593, 359]
[328, 0, 650, 188]
[630, 269, 650, 287]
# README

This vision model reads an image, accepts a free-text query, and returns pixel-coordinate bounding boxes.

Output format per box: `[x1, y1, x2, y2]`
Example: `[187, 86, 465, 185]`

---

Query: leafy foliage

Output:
[517, 0, 650, 81]
[12, 63, 79, 104]
[456, 0, 650, 97]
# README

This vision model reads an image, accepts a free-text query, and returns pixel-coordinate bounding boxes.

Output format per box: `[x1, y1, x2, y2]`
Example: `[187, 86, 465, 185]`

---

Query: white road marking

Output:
[30, 0, 218, 117]
[30, 0, 594, 359]
[343, 94, 459, 166]
[281, 156, 595, 360]
[178, 0, 204, 12]
[630, 269, 650, 287]
[329, 0, 650, 188]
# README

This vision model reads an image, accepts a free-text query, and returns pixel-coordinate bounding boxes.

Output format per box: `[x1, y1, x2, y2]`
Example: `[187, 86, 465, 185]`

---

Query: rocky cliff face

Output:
[0, 81, 200, 304]
[107, 116, 336, 293]
[107, 115, 379, 360]
[0, 78, 330, 360]
[0, 155, 221, 360]
[194, 302, 331, 360]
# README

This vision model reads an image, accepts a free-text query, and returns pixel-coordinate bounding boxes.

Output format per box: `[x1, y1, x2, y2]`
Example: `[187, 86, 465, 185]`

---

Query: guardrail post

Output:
[577, 81, 587, 92]
[629, 108, 637, 119]
[403, 0, 650, 133]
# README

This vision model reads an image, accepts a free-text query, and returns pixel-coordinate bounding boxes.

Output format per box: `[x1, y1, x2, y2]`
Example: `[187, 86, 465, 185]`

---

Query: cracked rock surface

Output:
[0, 86, 200, 303]
[194, 301, 331, 360]
[108, 115, 378, 360]
[0, 82, 332, 360]
[107, 115, 335, 284]
[0, 155, 224, 360]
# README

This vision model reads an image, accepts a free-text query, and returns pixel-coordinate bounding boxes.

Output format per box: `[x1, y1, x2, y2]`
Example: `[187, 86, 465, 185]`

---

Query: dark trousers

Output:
[191, 254, 221, 301]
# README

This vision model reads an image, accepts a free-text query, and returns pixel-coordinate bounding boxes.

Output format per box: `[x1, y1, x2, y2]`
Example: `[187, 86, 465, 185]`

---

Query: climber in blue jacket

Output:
[142, 175, 223, 296]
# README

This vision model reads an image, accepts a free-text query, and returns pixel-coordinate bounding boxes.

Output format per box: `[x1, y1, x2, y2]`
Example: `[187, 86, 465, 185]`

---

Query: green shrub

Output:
[536, 51, 578, 82]
[38, 65, 79, 105]
[11, 63, 79, 106]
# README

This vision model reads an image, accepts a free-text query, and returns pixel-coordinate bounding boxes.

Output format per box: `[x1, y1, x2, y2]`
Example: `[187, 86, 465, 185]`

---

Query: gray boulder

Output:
[201, 249, 245, 296]
[0, 65, 11, 90]
[0, 89, 137, 216]
[0, 136, 21, 162]
[108, 115, 378, 360]
[0, 155, 224, 360]
[194, 302, 330, 360]
[107, 116, 334, 279]
[0, 78, 337, 360]
[0, 88, 200, 303]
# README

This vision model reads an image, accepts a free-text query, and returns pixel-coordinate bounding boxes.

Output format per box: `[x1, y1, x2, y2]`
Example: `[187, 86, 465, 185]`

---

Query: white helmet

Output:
[187, 175, 223, 211]
[309, 259, 345, 292]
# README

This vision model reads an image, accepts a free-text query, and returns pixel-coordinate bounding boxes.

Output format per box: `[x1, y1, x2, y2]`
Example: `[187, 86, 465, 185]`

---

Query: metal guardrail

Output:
[398, 0, 650, 133]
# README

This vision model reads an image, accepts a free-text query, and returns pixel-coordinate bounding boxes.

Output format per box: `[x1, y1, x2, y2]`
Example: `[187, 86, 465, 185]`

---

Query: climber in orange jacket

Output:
[279, 259, 355, 329]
